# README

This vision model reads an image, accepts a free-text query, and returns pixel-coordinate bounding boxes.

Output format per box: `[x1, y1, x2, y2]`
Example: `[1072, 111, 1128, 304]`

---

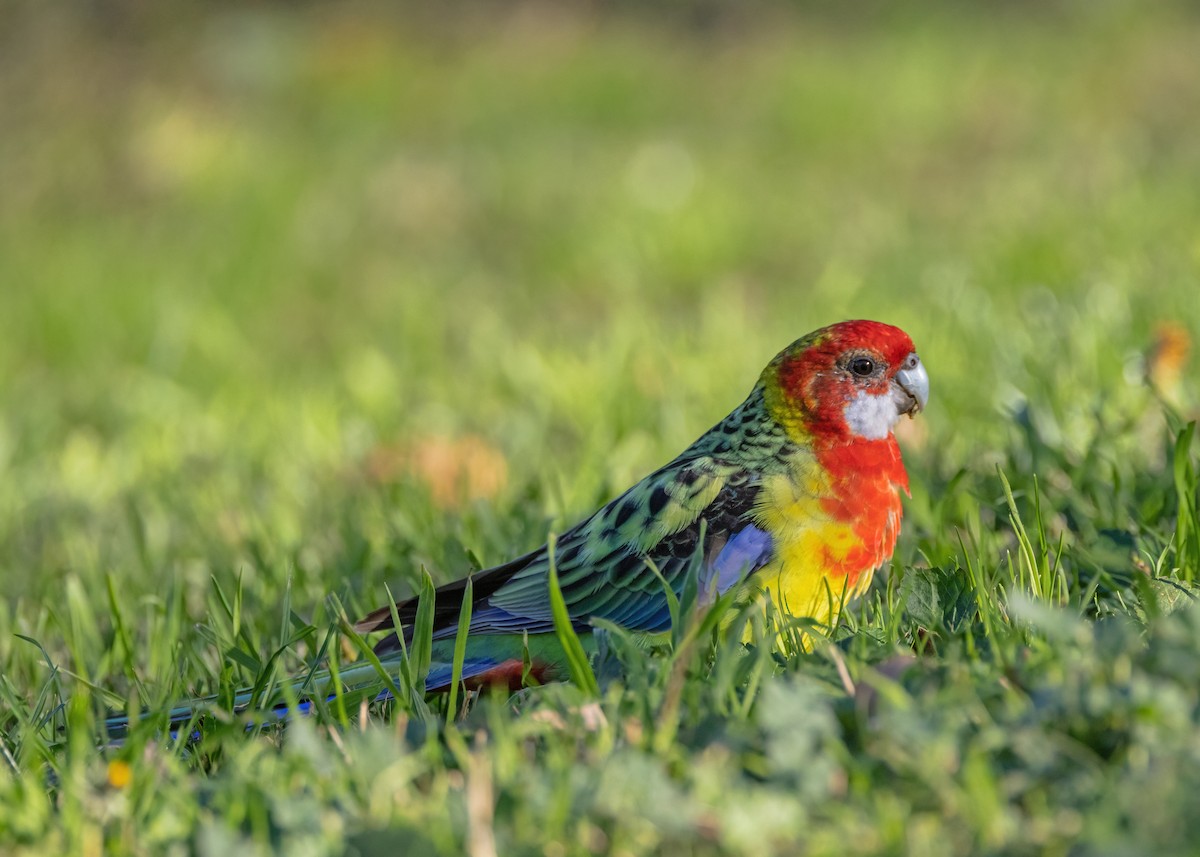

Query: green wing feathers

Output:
[359, 457, 763, 656]
[357, 389, 788, 657]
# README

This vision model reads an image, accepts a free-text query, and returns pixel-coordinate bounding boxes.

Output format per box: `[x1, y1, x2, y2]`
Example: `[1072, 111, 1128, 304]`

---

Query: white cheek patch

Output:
[843, 389, 899, 440]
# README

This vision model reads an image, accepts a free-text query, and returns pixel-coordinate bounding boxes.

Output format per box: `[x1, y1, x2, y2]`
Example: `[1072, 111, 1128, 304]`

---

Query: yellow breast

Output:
[750, 463, 897, 638]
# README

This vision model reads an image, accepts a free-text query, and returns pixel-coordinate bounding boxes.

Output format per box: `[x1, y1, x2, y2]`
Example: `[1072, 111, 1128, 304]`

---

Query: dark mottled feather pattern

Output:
[361, 388, 786, 653]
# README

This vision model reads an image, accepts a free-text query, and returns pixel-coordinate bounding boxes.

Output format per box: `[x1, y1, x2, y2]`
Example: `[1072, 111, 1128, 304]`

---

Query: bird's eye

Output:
[849, 357, 876, 377]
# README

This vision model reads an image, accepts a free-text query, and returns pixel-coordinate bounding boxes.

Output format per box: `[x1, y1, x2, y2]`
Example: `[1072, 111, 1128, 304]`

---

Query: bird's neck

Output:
[703, 387, 909, 495]
[810, 434, 909, 496]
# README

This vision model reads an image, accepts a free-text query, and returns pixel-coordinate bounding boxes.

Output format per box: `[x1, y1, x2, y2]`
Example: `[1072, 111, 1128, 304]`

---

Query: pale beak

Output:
[893, 353, 929, 417]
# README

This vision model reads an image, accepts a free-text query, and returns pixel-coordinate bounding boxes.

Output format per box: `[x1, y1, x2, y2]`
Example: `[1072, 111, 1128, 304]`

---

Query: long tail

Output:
[101, 636, 568, 743]
[101, 657, 417, 743]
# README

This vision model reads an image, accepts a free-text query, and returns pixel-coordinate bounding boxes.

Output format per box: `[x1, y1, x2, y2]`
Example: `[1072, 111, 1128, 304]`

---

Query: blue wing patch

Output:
[711, 525, 774, 593]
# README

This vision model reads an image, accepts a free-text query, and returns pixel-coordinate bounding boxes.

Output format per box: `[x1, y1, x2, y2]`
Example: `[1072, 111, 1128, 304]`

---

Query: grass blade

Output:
[446, 576, 474, 721]
[546, 534, 599, 696]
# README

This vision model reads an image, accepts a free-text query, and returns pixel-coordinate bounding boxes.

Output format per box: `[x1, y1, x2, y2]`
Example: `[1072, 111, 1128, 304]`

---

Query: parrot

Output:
[103, 319, 927, 738]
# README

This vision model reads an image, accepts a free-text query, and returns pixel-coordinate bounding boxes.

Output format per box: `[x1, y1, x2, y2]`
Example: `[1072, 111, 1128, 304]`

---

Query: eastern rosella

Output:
[104, 319, 927, 737]
[357, 318, 928, 689]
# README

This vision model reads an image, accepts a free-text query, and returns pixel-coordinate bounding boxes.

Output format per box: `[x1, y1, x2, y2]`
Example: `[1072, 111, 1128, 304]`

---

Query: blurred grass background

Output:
[3, 0, 1197, 604]
[2, 1, 1200, 854]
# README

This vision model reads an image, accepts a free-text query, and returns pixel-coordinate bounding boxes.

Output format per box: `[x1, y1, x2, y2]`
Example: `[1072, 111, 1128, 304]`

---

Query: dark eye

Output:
[849, 357, 876, 377]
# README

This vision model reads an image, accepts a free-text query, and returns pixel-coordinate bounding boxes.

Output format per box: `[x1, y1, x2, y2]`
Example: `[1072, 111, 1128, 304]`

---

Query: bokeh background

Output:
[3, 0, 1199, 631]
[3, 0, 1199, 638]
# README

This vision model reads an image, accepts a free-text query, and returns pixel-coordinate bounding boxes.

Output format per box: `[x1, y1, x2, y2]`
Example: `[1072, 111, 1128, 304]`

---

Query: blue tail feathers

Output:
[101, 653, 511, 743]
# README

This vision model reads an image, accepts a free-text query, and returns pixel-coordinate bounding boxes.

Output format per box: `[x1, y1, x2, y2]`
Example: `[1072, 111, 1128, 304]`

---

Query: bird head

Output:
[763, 319, 928, 445]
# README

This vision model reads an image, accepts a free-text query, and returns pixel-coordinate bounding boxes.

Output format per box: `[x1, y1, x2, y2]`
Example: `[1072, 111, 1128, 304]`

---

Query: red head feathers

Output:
[764, 320, 928, 446]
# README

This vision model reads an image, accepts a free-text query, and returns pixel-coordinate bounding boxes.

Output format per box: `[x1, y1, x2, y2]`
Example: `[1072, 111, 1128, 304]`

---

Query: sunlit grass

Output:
[2, 2, 1200, 854]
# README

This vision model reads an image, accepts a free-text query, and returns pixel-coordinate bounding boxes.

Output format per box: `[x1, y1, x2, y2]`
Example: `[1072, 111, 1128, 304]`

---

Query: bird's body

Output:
[103, 319, 928, 738]
[355, 319, 927, 689]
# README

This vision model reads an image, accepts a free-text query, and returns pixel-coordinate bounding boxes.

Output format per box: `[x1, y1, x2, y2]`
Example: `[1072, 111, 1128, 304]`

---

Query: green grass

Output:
[3, 2, 1200, 854]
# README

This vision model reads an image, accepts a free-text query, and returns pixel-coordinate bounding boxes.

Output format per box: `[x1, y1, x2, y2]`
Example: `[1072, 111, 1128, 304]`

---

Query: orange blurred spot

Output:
[1147, 322, 1191, 399]
[367, 435, 508, 510]
[107, 760, 132, 789]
